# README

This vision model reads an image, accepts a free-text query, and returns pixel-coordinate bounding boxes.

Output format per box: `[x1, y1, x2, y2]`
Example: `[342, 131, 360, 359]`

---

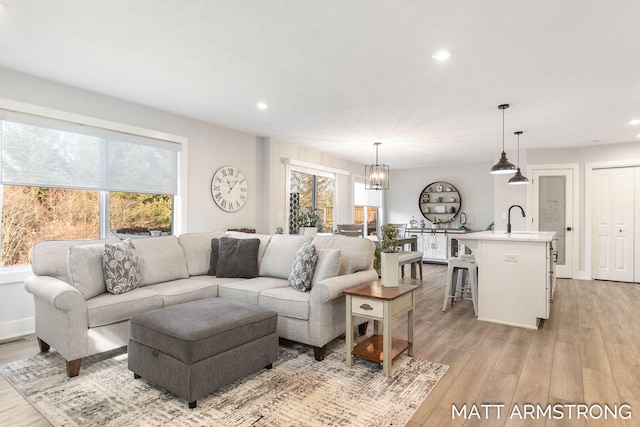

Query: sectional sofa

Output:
[24, 231, 377, 377]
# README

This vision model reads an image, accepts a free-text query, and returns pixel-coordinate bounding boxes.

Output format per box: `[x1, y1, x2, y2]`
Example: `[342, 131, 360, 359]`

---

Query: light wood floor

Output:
[1, 264, 639, 426]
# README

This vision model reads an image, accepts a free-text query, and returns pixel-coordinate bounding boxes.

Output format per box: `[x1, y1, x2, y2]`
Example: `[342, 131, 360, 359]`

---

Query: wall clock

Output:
[211, 166, 248, 212]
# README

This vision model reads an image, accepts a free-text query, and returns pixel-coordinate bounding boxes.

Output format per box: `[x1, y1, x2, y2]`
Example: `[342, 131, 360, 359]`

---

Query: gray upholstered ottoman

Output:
[128, 298, 278, 408]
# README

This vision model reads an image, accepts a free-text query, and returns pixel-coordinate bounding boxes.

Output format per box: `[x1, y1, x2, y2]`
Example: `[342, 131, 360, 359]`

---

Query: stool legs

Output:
[443, 261, 478, 316]
[469, 265, 478, 316]
[443, 263, 457, 311]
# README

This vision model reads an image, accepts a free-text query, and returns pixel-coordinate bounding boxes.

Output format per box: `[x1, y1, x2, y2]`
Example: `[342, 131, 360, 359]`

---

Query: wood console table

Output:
[344, 280, 417, 377]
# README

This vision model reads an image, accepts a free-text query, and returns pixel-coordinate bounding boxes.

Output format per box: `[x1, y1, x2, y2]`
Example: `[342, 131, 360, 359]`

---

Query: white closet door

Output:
[592, 167, 635, 281]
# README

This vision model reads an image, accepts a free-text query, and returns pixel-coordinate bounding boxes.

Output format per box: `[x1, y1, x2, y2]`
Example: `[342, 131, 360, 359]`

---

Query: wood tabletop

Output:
[343, 280, 418, 300]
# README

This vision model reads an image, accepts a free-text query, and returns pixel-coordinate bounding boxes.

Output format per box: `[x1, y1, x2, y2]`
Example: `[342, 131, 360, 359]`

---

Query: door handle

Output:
[566, 227, 572, 231]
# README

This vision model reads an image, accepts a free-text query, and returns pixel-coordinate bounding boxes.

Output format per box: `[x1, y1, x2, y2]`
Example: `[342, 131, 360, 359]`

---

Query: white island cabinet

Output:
[457, 231, 557, 329]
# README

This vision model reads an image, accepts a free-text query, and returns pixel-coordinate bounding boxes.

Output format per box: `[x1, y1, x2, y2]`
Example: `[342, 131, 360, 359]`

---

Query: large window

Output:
[0, 109, 181, 266]
[289, 170, 335, 233]
[353, 180, 380, 236]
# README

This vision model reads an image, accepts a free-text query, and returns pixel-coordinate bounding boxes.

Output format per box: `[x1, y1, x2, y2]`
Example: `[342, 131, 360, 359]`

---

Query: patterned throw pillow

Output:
[288, 243, 318, 292]
[102, 239, 141, 295]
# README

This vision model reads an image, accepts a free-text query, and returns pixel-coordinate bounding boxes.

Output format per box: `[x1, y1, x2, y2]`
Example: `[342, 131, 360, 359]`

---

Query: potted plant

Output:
[294, 207, 323, 236]
[378, 223, 399, 287]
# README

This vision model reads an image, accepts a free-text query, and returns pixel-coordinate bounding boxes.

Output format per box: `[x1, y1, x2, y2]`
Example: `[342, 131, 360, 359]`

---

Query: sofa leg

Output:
[37, 338, 50, 352]
[188, 401, 197, 409]
[313, 345, 327, 361]
[358, 321, 369, 336]
[66, 358, 82, 378]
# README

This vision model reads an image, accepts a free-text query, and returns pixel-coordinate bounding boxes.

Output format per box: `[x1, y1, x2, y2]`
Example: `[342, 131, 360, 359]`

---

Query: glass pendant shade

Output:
[490, 104, 517, 175]
[365, 142, 389, 190]
[508, 131, 530, 185]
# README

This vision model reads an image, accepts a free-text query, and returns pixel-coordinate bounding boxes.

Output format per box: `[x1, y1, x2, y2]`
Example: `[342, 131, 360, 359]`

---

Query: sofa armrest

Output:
[310, 269, 379, 304]
[24, 275, 90, 362]
[24, 275, 85, 311]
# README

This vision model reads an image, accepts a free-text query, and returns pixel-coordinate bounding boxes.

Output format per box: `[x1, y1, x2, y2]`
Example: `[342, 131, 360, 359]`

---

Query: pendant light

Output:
[508, 131, 530, 185]
[365, 142, 389, 190]
[489, 104, 517, 174]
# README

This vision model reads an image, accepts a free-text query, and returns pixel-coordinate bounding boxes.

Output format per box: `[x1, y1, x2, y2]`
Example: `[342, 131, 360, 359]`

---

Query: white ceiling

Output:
[0, 1, 639, 169]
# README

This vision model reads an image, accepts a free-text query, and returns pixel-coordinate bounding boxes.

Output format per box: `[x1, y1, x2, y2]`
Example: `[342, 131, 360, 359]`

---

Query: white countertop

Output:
[457, 231, 557, 242]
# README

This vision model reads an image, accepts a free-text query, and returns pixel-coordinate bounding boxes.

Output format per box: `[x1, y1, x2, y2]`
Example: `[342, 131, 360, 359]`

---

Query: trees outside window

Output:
[0, 186, 172, 266]
[289, 170, 335, 233]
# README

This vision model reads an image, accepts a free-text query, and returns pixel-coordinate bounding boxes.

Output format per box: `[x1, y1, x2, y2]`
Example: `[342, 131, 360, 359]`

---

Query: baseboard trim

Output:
[0, 317, 35, 342]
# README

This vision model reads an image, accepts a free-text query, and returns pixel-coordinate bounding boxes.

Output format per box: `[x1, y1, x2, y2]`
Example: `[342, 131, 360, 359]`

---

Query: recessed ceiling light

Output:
[432, 50, 451, 61]
[256, 102, 269, 110]
[630, 118, 640, 125]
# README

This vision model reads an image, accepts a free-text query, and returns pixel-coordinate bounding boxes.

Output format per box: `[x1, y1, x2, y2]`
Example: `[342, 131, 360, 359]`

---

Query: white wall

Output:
[386, 162, 494, 231]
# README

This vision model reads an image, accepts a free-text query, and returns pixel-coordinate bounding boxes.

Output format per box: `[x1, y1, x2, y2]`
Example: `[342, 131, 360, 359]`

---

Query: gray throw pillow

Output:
[289, 243, 318, 292]
[208, 238, 220, 276]
[216, 237, 260, 278]
[102, 239, 141, 295]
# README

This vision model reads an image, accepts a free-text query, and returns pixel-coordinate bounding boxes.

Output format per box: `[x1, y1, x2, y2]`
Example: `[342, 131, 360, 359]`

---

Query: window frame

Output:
[284, 159, 349, 234]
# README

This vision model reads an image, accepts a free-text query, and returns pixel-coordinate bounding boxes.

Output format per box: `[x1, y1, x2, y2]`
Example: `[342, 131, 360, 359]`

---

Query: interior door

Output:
[531, 169, 574, 278]
[592, 167, 635, 282]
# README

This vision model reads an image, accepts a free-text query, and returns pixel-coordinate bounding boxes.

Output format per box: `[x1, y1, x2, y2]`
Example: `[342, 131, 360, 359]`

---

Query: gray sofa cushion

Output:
[86, 287, 164, 328]
[216, 237, 260, 278]
[218, 277, 289, 305]
[143, 278, 219, 307]
[260, 234, 313, 279]
[132, 235, 189, 286]
[67, 243, 107, 299]
[178, 231, 225, 276]
[31, 237, 120, 284]
[311, 235, 375, 275]
[259, 287, 310, 320]
[312, 248, 341, 286]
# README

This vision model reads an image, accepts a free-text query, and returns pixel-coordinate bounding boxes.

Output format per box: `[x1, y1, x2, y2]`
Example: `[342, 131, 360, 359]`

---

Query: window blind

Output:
[0, 110, 180, 195]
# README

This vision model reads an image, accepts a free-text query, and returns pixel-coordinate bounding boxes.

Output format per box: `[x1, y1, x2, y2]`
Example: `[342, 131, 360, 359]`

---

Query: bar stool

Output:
[443, 256, 478, 316]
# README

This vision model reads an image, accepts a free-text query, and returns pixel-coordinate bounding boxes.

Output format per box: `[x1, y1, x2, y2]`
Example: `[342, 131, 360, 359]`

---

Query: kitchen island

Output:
[456, 231, 557, 329]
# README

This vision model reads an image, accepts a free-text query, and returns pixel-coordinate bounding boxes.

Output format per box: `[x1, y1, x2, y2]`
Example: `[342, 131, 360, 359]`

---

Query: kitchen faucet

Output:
[507, 205, 525, 233]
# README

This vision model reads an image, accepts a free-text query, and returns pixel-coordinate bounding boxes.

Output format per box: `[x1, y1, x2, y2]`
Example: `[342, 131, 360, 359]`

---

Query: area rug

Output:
[0, 339, 448, 426]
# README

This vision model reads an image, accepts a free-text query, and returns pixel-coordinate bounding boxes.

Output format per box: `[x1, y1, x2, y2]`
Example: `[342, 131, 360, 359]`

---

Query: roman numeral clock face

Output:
[211, 166, 248, 212]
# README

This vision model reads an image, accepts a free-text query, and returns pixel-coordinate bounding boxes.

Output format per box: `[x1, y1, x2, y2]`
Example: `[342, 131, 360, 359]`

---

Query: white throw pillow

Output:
[67, 244, 107, 299]
[312, 249, 341, 286]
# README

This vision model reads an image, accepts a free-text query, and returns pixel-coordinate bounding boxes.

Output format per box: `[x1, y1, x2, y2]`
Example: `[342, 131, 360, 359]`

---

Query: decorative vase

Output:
[380, 252, 399, 287]
[300, 227, 318, 237]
